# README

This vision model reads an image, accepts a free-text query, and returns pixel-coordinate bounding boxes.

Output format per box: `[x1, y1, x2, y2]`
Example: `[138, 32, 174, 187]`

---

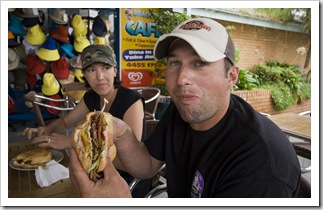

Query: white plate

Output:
[9, 150, 64, 171]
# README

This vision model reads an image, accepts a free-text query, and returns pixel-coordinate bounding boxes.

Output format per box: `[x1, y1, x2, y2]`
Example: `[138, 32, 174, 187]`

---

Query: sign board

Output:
[119, 8, 165, 87]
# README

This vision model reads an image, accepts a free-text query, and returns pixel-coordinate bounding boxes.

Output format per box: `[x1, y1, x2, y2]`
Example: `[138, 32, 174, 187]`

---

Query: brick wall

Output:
[233, 89, 311, 115]
[217, 20, 310, 73]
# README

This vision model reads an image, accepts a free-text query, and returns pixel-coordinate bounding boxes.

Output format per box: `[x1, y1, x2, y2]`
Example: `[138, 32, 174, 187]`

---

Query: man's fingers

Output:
[103, 156, 119, 181]
[69, 148, 93, 194]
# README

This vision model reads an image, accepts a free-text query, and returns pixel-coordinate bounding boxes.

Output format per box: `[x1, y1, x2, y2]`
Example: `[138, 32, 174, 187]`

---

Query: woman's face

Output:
[83, 62, 117, 96]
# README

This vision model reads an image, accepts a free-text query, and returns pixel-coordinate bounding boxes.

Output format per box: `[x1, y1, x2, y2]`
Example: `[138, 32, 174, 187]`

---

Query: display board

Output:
[119, 8, 166, 87]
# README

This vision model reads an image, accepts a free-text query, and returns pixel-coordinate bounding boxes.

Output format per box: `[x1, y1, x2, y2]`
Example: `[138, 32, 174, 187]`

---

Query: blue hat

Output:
[8, 16, 25, 36]
[41, 37, 57, 50]
[37, 37, 60, 61]
[92, 15, 107, 37]
[60, 43, 75, 58]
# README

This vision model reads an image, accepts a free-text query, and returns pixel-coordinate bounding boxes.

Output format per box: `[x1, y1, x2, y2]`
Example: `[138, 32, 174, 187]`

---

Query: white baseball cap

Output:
[154, 18, 235, 64]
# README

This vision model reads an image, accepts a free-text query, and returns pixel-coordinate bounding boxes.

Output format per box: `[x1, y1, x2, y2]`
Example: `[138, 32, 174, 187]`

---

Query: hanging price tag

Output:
[32, 8, 39, 16]
[63, 14, 68, 22]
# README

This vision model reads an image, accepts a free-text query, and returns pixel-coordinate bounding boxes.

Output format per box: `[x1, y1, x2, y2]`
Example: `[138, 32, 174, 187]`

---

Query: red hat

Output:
[45, 93, 62, 115]
[50, 57, 69, 79]
[50, 25, 70, 43]
[26, 73, 38, 90]
[25, 54, 46, 75]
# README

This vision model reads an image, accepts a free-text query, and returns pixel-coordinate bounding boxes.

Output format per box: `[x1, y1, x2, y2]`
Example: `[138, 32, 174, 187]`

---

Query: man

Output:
[69, 18, 301, 198]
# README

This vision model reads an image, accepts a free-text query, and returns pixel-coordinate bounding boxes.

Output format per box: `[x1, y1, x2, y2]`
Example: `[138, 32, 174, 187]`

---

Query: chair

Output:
[132, 87, 161, 120]
[294, 110, 311, 173]
[298, 175, 311, 198]
[299, 110, 311, 117]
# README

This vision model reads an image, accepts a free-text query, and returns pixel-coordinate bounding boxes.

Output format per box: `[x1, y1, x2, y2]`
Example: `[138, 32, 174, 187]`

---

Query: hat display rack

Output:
[8, 8, 90, 117]
[8, 8, 113, 118]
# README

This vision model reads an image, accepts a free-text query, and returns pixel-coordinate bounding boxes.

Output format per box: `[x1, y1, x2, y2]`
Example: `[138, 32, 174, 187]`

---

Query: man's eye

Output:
[168, 60, 180, 66]
[196, 61, 207, 67]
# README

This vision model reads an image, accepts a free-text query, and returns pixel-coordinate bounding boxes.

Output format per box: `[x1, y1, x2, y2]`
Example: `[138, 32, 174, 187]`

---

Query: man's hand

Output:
[69, 148, 132, 198]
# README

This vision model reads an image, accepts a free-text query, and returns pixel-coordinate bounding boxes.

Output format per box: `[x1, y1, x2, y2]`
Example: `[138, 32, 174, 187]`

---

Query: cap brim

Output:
[82, 58, 116, 70]
[154, 33, 225, 62]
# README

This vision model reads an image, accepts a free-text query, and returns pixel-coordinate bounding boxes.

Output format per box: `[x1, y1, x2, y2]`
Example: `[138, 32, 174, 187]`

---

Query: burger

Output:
[72, 111, 117, 182]
[12, 148, 52, 169]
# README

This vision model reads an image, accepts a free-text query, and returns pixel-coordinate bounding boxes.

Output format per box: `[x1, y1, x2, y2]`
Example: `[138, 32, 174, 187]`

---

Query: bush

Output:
[252, 60, 311, 110]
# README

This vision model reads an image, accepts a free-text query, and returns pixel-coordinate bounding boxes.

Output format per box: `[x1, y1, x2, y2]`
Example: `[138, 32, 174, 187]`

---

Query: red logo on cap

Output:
[179, 21, 211, 31]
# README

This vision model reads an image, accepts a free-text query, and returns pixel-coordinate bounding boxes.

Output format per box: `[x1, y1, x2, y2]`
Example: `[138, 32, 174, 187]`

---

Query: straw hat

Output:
[49, 8, 68, 25]
[8, 48, 20, 70]
[50, 57, 69, 79]
[19, 8, 40, 18]
[73, 34, 90, 53]
[69, 54, 82, 69]
[72, 15, 87, 36]
[58, 70, 75, 85]
[25, 24, 46, 46]
[41, 73, 60, 96]
[37, 37, 60, 61]
[24, 90, 43, 108]
[74, 68, 84, 83]
[50, 24, 70, 43]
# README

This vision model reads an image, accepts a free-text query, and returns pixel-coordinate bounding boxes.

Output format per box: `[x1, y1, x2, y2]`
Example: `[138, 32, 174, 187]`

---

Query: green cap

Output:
[81, 45, 117, 70]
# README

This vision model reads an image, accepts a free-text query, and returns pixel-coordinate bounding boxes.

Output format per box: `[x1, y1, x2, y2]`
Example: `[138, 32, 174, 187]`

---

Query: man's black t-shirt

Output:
[144, 94, 301, 197]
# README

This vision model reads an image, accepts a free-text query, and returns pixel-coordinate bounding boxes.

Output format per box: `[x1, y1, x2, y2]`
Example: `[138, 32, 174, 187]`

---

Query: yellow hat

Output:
[25, 24, 46, 46]
[94, 36, 106, 45]
[74, 34, 90, 53]
[72, 15, 87, 36]
[74, 68, 84, 82]
[41, 73, 60, 96]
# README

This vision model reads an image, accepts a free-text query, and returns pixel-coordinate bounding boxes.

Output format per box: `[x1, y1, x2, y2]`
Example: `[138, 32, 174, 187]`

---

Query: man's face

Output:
[165, 39, 238, 130]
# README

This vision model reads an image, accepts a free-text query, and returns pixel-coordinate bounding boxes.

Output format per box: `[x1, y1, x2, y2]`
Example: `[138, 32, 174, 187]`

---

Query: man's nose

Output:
[176, 65, 192, 86]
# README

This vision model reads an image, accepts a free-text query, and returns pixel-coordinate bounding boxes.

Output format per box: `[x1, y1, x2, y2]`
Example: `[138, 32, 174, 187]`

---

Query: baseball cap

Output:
[81, 45, 117, 70]
[154, 18, 235, 65]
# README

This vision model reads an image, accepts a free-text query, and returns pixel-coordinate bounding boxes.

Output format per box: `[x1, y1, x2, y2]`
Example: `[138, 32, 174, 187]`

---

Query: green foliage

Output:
[148, 9, 190, 35]
[263, 83, 295, 110]
[234, 69, 259, 90]
[252, 60, 311, 110]
[254, 8, 311, 33]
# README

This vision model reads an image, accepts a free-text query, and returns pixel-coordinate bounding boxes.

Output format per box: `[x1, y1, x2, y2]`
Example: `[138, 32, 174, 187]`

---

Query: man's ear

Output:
[228, 66, 240, 88]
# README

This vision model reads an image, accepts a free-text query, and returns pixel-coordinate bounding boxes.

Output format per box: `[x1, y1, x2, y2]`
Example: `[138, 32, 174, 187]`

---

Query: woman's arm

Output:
[27, 99, 90, 149]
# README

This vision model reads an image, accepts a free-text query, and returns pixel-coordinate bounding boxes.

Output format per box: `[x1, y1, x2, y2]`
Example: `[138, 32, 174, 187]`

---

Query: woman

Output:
[21, 45, 151, 197]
